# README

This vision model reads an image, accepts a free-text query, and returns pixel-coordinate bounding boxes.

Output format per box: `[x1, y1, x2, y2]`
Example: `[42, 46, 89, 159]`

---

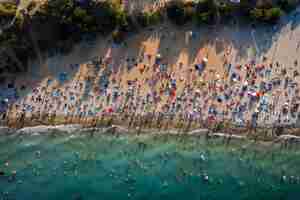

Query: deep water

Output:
[0, 131, 300, 200]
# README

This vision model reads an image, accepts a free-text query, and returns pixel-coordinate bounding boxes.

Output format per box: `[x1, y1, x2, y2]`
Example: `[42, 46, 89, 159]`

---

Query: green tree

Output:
[73, 7, 87, 19]
[250, 8, 264, 20]
[137, 11, 162, 27]
[265, 7, 283, 22]
[194, 0, 216, 24]
[166, 0, 187, 25]
[277, 0, 299, 11]
[0, 3, 17, 16]
[196, 0, 216, 13]
[149, 11, 162, 25]
[218, 2, 235, 19]
[112, 29, 124, 43]
[250, 7, 283, 23]
[136, 12, 150, 27]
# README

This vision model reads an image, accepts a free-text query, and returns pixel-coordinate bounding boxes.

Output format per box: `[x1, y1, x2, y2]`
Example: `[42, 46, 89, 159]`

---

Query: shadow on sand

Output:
[1, 7, 300, 118]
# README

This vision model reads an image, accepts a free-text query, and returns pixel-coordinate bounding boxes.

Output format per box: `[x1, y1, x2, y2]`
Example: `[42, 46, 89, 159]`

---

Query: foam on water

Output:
[0, 129, 300, 200]
[16, 124, 83, 135]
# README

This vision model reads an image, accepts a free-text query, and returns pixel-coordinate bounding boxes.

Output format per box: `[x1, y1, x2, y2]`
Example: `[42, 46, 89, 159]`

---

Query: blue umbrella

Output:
[59, 72, 68, 83]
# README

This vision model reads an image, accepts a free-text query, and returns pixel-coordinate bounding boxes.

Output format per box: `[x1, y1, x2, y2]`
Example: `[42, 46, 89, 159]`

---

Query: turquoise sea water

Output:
[0, 131, 300, 200]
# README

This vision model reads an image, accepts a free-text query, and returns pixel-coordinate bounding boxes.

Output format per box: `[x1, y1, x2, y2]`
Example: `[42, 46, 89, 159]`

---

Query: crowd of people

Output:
[1, 34, 300, 130]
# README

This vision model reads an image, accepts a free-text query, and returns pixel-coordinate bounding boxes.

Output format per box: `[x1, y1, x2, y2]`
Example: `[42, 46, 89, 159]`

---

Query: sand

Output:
[1, 6, 300, 128]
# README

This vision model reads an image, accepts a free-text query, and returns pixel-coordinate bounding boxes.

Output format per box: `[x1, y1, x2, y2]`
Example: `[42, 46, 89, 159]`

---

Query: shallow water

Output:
[0, 131, 300, 200]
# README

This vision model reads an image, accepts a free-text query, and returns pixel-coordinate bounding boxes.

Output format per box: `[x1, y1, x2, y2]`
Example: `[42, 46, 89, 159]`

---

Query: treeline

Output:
[0, 0, 299, 74]
[166, 0, 299, 25]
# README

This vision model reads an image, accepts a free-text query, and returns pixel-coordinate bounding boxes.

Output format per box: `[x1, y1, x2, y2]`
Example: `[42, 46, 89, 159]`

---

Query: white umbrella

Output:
[104, 48, 112, 60]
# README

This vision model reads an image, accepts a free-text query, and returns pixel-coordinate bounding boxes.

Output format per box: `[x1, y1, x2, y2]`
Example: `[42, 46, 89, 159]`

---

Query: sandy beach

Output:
[1, 5, 300, 134]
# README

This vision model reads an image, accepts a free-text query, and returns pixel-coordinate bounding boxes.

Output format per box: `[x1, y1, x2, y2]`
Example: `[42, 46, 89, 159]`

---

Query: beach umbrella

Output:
[59, 72, 67, 82]
[203, 57, 208, 63]
[107, 107, 113, 113]
[95, 106, 101, 112]
[105, 48, 112, 60]
[256, 92, 262, 97]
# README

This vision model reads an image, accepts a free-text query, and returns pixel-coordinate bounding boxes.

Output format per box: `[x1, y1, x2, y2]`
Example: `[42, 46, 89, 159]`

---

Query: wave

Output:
[15, 124, 83, 134]
[0, 124, 299, 145]
[0, 126, 13, 135]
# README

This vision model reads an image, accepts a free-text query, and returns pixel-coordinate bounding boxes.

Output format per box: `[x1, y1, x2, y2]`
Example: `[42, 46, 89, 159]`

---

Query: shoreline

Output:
[1, 116, 300, 146]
